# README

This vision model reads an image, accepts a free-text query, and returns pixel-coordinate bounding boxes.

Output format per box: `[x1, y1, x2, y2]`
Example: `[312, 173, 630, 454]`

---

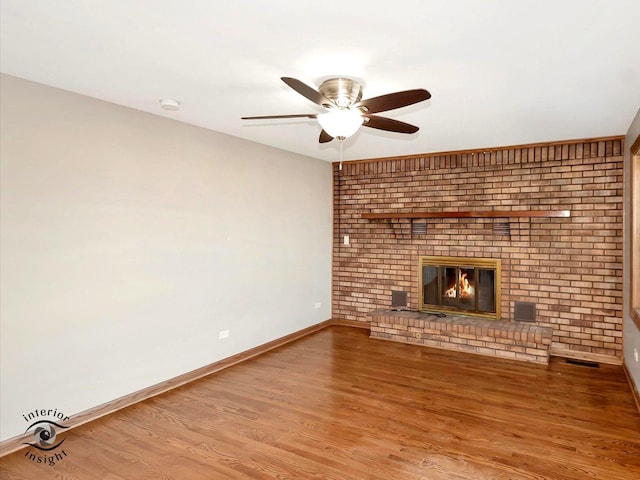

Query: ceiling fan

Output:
[242, 77, 431, 143]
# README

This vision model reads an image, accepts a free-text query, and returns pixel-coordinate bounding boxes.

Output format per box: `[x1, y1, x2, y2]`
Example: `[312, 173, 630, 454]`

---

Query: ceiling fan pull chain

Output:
[339, 137, 344, 170]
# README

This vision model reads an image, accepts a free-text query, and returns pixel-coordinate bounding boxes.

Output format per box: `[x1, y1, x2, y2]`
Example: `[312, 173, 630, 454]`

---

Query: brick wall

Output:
[332, 137, 624, 360]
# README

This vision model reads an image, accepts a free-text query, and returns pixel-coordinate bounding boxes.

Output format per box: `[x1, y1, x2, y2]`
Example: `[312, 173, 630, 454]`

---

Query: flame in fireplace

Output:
[444, 272, 474, 299]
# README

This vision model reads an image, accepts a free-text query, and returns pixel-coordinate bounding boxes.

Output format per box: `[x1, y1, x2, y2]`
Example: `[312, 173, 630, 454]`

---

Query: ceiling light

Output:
[159, 99, 180, 111]
[317, 108, 364, 139]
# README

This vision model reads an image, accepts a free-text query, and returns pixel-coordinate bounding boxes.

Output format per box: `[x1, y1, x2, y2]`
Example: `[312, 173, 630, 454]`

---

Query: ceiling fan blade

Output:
[281, 77, 330, 107]
[355, 89, 431, 114]
[241, 113, 317, 120]
[363, 115, 420, 134]
[319, 130, 333, 143]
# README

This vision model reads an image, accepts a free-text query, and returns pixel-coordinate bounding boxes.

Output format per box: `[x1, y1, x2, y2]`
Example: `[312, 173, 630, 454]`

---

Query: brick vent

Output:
[333, 137, 623, 361]
[370, 309, 553, 364]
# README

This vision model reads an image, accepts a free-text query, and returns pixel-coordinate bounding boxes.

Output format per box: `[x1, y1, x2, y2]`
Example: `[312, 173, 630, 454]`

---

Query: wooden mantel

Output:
[361, 210, 571, 220]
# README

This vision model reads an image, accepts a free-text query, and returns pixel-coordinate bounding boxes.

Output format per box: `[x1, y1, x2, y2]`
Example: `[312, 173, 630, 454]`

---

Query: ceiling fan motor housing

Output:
[318, 78, 363, 109]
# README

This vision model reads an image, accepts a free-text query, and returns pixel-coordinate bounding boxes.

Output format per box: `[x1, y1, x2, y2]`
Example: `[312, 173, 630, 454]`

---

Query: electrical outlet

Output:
[343, 235, 350, 245]
[219, 329, 229, 340]
[635, 348, 639, 363]
[315, 302, 321, 309]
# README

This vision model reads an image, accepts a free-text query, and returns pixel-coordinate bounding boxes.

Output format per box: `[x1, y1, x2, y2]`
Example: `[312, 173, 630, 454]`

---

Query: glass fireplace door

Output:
[419, 257, 501, 319]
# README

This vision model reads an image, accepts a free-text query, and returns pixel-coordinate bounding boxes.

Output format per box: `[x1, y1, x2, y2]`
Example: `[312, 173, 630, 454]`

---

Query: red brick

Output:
[334, 143, 623, 362]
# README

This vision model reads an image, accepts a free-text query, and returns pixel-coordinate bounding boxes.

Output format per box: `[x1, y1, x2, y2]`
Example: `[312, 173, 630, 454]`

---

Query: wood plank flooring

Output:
[1, 326, 639, 479]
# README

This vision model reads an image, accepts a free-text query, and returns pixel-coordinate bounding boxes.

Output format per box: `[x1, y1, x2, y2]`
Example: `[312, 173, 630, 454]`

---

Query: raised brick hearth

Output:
[333, 137, 624, 363]
[370, 309, 553, 364]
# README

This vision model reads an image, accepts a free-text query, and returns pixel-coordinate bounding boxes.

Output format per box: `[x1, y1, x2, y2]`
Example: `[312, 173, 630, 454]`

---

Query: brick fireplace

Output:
[332, 137, 623, 363]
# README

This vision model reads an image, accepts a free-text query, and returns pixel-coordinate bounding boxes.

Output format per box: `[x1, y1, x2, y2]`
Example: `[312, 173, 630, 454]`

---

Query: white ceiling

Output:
[1, 0, 639, 162]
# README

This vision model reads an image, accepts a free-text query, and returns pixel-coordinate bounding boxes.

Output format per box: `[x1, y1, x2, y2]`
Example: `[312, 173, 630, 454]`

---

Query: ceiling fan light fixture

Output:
[242, 76, 430, 143]
[317, 108, 364, 139]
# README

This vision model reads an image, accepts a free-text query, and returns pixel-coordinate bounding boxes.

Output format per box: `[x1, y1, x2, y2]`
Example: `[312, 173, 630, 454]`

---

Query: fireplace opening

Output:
[419, 256, 501, 319]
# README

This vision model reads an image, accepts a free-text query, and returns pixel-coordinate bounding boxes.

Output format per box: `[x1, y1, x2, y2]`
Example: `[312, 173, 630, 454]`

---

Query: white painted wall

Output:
[624, 108, 640, 388]
[0, 74, 333, 441]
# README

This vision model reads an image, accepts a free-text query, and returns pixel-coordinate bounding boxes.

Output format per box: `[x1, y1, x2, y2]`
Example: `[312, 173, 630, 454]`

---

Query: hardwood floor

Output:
[1, 326, 639, 479]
